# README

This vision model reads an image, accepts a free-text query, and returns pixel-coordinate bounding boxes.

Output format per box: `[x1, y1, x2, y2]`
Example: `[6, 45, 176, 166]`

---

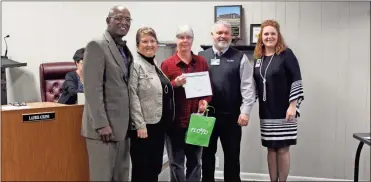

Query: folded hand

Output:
[137, 128, 148, 138]
[198, 100, 208, 113]
[98, 125, 113, 142]
[285, 105, 296, 122]
[237, 113, 249, 126]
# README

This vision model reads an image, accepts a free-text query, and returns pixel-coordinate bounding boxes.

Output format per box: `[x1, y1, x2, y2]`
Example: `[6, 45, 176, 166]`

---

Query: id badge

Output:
[211, 59, 220, 65]
[255, 59, 262, 67]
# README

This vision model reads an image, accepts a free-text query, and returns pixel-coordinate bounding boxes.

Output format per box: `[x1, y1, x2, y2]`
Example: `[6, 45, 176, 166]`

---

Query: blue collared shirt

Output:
[119, 47, 129, 79]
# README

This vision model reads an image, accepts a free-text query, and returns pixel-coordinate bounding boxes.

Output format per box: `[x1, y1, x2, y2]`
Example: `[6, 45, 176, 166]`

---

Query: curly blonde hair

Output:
[253, 20, 287, 59]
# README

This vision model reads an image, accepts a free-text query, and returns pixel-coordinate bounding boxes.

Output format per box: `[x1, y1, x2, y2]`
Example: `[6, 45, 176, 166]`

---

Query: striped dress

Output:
[253, 48, 304, 149]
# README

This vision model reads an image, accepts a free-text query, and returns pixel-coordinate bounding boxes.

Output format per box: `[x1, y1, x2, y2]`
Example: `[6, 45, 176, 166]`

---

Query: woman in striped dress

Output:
[253, 20, 304, 182]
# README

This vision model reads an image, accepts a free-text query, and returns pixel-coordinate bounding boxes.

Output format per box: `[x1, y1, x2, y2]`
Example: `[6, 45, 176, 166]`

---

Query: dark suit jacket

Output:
[58, 71, 81, 105]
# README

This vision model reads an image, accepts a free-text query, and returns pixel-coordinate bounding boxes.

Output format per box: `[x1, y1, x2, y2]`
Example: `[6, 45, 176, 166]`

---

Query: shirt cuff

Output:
[93, 120, 110, 130]
[240, 105, 252, 115]
[135, 122, 146, 130]
[170, 80, 177, 87]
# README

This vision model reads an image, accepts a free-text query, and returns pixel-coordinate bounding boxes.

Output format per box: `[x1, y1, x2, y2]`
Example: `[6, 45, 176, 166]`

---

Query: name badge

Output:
[227, 59, 234, 63]
[211, 59, 220, 65]
[255, 59, 262, 67]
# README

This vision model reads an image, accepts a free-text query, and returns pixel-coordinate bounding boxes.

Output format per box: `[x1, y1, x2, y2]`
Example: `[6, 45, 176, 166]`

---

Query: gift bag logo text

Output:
[190, 127, 209, 135]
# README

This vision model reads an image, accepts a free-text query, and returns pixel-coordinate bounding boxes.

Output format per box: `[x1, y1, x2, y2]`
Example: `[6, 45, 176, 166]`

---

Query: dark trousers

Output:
[166, 126, 203, 182]
[202, 114, 242, 182]
[130, 121, 166, 182]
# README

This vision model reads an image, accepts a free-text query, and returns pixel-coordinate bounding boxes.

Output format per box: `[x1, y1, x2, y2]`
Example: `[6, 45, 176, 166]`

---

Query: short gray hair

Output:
[175, 25, 194, 38]
[211, 20, 231, 33]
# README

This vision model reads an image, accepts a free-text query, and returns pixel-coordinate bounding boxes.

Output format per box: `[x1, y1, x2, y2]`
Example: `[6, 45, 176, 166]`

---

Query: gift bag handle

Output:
[204, 105, 215, 117]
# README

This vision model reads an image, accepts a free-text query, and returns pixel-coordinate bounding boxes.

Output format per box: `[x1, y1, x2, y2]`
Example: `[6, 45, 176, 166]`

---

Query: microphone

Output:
[3, 35, 10, 58]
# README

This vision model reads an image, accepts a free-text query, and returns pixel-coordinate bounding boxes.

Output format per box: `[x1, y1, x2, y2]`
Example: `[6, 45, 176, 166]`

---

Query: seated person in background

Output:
[58, 48, 85, 104]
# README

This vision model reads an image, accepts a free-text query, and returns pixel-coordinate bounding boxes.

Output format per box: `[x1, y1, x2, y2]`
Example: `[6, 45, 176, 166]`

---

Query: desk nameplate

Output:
[22, 111, 55, 122]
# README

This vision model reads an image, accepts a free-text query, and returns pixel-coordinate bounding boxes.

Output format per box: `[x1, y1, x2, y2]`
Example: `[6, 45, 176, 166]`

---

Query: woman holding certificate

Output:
[161, 25, 212, 182]
[128, 27, 175, 182]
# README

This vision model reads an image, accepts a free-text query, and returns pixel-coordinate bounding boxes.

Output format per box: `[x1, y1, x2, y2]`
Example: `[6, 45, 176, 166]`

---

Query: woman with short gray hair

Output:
[161, 25, 212, 182]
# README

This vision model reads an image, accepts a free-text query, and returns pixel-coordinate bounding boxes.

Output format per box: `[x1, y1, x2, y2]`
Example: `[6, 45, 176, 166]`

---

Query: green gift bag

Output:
[185, 108, 216, 147]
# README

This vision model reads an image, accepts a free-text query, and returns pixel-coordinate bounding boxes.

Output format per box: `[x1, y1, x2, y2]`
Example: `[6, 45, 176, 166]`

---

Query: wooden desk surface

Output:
[23, 102, 65, 108]
[1, 102, 82, 112]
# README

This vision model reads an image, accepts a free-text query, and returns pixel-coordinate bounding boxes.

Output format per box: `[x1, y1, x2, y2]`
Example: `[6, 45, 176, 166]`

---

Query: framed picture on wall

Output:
[250, 24, 261, 45]
[214, 5, 242, 40]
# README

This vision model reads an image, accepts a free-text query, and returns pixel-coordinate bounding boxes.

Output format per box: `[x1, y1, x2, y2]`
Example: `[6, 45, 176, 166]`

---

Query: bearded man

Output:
[198, 20, 256, 182]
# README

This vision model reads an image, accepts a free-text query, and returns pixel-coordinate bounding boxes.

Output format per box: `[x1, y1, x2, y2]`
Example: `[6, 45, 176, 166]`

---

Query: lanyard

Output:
[259, 55, 274, 102]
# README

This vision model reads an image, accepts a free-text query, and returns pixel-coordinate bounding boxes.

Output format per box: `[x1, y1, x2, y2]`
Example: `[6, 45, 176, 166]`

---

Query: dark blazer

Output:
[58, 71, 81, 105]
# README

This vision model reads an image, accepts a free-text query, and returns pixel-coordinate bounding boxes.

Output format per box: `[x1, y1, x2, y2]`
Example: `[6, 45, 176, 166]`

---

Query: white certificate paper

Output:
[183, 71, 213, 99]
[77, 93, 85, 105]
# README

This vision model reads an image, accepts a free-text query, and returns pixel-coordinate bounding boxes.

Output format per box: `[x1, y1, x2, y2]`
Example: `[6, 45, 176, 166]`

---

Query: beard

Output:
[214, 39, 231, 49]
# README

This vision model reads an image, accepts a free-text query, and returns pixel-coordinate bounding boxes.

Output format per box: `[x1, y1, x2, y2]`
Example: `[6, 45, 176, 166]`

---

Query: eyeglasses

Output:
[176, 35, 193, 40]
[110, 16, 132, 23]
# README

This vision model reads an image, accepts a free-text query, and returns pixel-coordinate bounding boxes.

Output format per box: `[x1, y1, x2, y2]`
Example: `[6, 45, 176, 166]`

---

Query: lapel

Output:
[104, 31, 125, 72]
[135, 53, 170, 82]
[134, 53, 155, 73]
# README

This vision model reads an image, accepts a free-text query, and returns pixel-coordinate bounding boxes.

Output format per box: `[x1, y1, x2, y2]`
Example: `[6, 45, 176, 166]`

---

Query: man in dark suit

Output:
[81, 5, 133, 181]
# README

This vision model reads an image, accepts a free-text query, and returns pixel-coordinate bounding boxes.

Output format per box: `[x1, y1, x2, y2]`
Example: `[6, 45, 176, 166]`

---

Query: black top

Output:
[253, 48, 304, 119]
[137, 52, 174, 123]
[58, 71, 84, 105]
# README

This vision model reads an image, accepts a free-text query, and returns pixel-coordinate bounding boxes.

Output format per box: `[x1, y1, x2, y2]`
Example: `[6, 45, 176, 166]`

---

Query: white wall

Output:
[236, 2, 370, 181]
[2, 1, 370, 181]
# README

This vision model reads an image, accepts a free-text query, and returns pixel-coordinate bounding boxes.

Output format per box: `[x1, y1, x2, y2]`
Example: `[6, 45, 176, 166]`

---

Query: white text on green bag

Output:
[190, 128, 209, 135]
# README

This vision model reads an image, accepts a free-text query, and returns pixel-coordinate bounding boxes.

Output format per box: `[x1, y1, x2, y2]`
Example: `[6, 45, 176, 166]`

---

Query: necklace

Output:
[259, 55, 274, 102]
